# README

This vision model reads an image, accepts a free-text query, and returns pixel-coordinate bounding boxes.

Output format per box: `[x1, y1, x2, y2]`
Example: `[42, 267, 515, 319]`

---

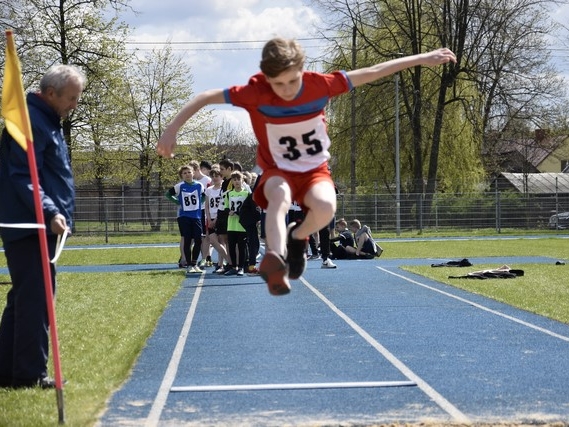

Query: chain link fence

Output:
[73, 191, 569, 236]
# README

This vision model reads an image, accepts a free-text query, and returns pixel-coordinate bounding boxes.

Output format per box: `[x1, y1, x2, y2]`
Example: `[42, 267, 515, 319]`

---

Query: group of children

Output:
[166, 159, 261, 277]
[166, 157, 382, 278]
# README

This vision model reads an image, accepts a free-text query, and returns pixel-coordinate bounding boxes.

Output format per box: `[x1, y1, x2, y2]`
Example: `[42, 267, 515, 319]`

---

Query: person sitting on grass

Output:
[330, 219, 355, 259]
[345, 219, 381, 259]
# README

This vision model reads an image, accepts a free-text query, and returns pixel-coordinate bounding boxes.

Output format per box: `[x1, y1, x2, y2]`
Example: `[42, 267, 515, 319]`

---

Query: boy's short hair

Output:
[336, 219, 348, 228]
[349, 219, 362, 229]
[230, 171, 243, 181]
[200, 160, 212, 171]
[177, 165, 192, 177]
[260, 38, 305, 78]
[188, 160, 200, 171]
[209, 168, 221, 178]
[219, 159, 233, 170]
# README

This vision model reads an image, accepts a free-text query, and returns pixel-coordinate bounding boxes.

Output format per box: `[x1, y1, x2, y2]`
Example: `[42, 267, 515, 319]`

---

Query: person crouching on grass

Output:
[157, 37, 456, 296]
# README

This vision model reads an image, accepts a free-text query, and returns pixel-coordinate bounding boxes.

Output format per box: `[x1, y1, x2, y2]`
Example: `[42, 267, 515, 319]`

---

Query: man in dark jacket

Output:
[0, 64, 86, 389]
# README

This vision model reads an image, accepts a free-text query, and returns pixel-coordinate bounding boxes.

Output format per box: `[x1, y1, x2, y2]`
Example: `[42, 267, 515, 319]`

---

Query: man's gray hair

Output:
[39, 64, 86, 95]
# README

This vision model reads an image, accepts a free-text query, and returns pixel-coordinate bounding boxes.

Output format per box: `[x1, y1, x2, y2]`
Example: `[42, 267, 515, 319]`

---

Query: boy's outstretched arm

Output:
[347, 48, 456, 88]
[157, 89, 226, 158]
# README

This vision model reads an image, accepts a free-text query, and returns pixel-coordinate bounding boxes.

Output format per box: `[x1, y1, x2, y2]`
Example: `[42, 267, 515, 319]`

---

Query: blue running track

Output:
[94, 253, 569, 426]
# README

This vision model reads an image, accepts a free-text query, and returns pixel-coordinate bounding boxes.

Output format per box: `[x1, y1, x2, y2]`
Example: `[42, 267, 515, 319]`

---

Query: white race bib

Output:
[180, 189, 200, 212]
[266, 116, 330, 172]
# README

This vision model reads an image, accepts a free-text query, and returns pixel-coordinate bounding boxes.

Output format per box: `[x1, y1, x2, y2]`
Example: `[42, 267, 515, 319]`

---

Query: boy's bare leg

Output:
[259, 175, 292, 295]
[290, 181, 337, 240]
[262, 175, 291, 255]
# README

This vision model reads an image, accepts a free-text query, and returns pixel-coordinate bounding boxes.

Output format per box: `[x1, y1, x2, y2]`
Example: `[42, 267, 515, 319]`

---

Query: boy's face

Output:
[336, 223, 347, 232]
[266, 67, 303, 101]
[180, 168, 193, 182]
[232, 177, 243, 190]
[219, 165, 232, 179]
[211, 173, 222, 185]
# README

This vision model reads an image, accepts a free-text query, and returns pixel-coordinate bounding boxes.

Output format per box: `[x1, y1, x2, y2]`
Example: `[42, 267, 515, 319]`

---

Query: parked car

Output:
[548, 211, 569, 229]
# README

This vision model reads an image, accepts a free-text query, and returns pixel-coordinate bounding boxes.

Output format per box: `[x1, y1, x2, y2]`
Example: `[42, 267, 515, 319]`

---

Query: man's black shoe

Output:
[11, 376, 67, 389]
[40, 376, 68, 389]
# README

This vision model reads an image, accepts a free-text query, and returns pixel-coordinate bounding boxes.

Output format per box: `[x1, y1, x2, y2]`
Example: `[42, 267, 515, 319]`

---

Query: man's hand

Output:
[50, 214, 68, 235]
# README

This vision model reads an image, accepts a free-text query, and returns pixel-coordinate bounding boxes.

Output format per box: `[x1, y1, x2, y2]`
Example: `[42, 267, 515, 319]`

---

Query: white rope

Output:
[0, 222, 46, 229]
[0, 223, 68, 264]
[50, 228, 68, 264]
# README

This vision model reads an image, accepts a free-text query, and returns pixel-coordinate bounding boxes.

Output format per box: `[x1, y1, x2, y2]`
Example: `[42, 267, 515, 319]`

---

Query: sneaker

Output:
[215, 266, 225, 274]
[286, 221, 308, 280]
[186, 266, 203, 275]
[237, 268, 244, 276]
[198, 260, 206, 268]
[308, 254, 321, 260]
[224, 268, 238, 276]
[178, 258, 187, 268]
[259, 251, 291, 296]
[321, 258, 337, 269]
[206, 260, 213, 267]
[247, 266, 261, 276]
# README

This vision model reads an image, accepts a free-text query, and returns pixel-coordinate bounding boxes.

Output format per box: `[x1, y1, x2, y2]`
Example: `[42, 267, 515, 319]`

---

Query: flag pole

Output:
[3, 30, 66, 424]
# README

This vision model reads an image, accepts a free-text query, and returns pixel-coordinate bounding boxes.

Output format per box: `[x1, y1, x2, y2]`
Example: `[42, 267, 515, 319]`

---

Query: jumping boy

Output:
[157, 37, 456, 295]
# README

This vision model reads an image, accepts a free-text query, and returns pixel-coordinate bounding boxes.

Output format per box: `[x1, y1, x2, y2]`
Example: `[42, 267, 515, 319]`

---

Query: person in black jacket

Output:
[329, 219, 355, 259]
[0, 64, 86, 389]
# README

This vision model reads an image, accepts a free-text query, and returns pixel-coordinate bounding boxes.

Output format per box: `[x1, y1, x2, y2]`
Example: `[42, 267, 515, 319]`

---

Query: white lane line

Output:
[380, 267, 569, 343]
[171, 380, 416, 392]
[144, 274, 205, 427]
[300, 276, 470, 423]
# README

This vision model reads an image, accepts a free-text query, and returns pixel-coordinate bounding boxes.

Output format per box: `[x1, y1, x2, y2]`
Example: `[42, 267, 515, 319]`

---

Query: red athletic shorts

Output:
[253, 163, 333, 211]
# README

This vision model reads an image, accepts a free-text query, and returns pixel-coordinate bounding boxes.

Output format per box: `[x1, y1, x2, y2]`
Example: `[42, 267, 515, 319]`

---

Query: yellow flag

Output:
[1, 29, 32, 151]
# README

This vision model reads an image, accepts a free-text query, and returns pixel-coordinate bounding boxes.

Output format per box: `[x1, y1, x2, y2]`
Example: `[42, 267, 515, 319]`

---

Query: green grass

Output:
[0, 270, 181, 427]
[380, 236, 567, 259]
[404, 263, 569, 323]
[0, 235, 567, 425]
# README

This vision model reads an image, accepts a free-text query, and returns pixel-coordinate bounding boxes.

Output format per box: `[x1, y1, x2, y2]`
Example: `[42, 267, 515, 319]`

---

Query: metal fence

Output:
[73, 191, 569, 236]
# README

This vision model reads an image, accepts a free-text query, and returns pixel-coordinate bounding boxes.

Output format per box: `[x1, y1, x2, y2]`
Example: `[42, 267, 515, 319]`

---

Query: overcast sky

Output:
[122, 0, 329, 130]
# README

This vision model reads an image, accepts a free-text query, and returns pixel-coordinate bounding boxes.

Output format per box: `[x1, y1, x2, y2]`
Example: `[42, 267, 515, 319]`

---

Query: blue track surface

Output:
[93, 253, 569, 426]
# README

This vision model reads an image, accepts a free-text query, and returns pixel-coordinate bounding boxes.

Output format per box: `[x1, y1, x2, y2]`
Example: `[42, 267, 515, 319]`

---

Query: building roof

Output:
[494, 135, 567, 168]
[500, 173, 569, 194]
